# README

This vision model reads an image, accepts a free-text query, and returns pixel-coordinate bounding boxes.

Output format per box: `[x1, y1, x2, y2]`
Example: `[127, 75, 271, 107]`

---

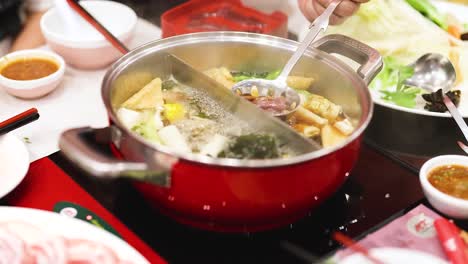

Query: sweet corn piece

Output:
[286, 76, 315, 90]
[163, 103, 186, 123]
[251, 86, 259, 97]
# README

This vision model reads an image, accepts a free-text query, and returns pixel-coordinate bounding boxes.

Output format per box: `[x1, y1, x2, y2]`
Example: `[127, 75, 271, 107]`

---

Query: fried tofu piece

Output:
[204, 67, 235, 89]
[121, 77, 164, 110]
[321, 124, 348, 148]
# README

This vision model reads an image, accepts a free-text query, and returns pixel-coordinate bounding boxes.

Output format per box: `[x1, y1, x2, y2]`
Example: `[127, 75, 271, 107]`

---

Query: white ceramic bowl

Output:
[0, 134, 29, 199]
[40, 1, 137, 69]
[420, 155, 468, 219]
[0, 49, 65, 99]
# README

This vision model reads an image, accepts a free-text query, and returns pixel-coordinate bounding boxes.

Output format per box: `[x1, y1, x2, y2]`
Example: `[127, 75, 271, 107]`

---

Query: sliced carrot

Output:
[448, 24, 461, 39]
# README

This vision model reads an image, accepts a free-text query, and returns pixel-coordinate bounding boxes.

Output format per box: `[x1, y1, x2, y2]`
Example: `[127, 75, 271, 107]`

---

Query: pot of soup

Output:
[59, 32, 382, 232]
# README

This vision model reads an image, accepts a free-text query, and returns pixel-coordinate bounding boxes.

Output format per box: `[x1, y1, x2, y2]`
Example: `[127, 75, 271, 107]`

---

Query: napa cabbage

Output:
[327, 0, 452, 65]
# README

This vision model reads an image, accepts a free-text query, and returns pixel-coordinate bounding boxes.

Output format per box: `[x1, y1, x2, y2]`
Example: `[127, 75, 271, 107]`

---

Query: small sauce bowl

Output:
[420, 155, 468, 219]
[0, 49, 65, 99]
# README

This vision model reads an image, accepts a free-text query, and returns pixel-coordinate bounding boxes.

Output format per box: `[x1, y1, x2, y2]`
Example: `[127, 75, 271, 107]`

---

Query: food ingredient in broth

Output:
[428, 165, 468, 200]
[116, 76, 287, 160]
[1, 58, 58, 81]
[204, 67, 355, 148]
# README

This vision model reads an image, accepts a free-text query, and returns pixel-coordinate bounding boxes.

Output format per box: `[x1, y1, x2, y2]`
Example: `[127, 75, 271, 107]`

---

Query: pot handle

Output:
[59, 127, 171, 187]
[313, 34, 383, 85]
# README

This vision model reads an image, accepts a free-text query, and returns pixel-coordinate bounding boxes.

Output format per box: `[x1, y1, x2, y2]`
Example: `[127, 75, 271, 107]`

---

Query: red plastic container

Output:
[161, 0, 288, 38]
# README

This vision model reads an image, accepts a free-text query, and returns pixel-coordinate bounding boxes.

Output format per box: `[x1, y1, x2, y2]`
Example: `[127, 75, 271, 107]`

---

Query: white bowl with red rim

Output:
[0, 49, 65, 99]
[40, 0, 137, 69]
[420, 155, 468, 219]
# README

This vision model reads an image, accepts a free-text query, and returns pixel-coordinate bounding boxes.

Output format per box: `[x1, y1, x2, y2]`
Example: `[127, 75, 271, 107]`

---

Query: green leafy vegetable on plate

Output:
[381, 85, 421, 109]
[371, 56, 421, 108]
[370, 57, 402, 91]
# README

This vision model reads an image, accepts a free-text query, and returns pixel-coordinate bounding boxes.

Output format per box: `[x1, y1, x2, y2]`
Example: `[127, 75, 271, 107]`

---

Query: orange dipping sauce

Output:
[1, 58, 59, 81]
[428, 164, 468, 200]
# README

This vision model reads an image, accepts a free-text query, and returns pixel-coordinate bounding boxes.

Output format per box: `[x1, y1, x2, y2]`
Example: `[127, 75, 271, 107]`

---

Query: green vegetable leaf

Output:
[381, 86, 421, 108]
[231, 70, 281, 83]
[371, 56, 421, 108]
[131, 111, 162, 144]
[398, 65, 415, 85]
[405, 0, 448, 30]
[162, 80, 176, 90]
[265, 69, 281, 80]
[370, 57, 401, 90]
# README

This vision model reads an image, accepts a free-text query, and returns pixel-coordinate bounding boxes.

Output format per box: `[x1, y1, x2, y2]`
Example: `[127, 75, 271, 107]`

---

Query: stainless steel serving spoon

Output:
[404, 53, 468, 153]
[231, 0, 343, 117]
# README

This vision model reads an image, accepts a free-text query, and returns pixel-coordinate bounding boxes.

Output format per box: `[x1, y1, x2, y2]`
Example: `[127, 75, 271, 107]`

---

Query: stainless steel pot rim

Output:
[102, 31, 374, 168]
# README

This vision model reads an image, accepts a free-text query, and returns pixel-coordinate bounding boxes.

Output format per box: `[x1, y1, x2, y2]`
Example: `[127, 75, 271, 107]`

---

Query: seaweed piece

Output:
[422, 89, 461, 112]
[189, 99, 215, 119]
[162, 80, 177, 90]
[218, 134, 280, 159]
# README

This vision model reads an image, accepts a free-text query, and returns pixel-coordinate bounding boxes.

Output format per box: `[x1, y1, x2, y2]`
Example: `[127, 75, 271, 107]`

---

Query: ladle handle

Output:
[313, 34, 383, 85]
[59, 126, 172, 187]
[276, 0, 343, 83]
[444, 96, 468, 143]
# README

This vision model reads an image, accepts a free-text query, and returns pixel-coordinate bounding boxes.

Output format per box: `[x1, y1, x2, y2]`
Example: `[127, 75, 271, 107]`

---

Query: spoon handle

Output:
[276, 0, 343, 83]
[443, 95, 468, 142]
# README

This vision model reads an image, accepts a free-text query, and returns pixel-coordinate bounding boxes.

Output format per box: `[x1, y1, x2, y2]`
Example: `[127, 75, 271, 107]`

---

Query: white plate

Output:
[0, 206, 149, 263]
[369, 1, 468, 118]
[0, 134, 29, 198]
[339, 247, 448, 264]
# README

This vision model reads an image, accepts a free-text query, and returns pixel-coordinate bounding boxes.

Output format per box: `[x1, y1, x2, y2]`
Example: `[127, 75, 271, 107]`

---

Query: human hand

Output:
[298, 0, 370, 25]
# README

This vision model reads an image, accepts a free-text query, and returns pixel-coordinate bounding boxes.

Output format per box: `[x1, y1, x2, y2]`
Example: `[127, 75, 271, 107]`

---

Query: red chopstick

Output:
[333, 232, 386, 264]
[434, 218, 468, 264]
[66, 0, 129, 54]
[0, 108, 40, 135]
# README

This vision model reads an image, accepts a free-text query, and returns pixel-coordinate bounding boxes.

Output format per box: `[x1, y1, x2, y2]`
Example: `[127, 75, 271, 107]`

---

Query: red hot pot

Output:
[59, 32, 382, 232]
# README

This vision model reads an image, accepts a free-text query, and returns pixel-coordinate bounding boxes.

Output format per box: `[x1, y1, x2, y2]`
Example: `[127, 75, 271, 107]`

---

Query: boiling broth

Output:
[117, 77, 294, 159]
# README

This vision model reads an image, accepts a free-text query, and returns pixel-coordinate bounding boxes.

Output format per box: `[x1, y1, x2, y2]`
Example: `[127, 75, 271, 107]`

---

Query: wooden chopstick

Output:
[333, 232, 386, 264]
[0, 108, 39, 135]
[65, 0, 129, 54]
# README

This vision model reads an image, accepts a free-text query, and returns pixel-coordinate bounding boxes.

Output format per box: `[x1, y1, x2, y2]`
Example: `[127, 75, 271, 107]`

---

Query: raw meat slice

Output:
[0, 228, 29, 264]
[1, 221, 45, 244]
[29, 236, 67, 264]
[67, 239, 119, 264]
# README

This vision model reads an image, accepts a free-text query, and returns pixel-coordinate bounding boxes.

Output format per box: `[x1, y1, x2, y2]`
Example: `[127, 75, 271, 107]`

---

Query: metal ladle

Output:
[231, 0, 343, 117]
[404, 53, 468, 153]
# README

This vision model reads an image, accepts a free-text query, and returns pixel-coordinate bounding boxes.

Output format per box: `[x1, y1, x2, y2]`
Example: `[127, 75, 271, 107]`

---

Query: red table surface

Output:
[5, 157, 167, 264]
